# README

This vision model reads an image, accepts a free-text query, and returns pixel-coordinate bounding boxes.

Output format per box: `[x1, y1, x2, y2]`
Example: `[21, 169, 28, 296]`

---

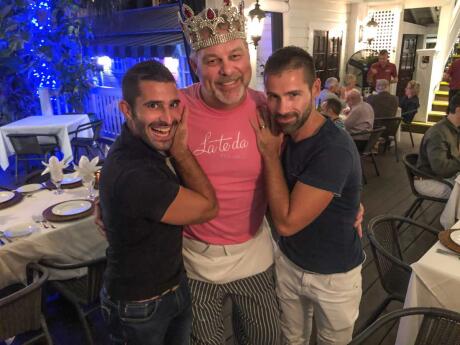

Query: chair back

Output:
[39, 256, 106, 304]
[367, 215, 439, 302]
[7, 134, 59, 156]
[402, 153, 453, 199]
[0, 263, 49, 340]
[73, 120, 102, 141]
[349, 307, 460, 344]
[361, 127, 386, 154]
[374, 117, 402, 139]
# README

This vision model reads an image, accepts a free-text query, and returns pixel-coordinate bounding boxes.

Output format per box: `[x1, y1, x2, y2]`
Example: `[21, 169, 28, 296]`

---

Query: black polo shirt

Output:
[100, 124, 183, 301]
[279, 119, 364, 274]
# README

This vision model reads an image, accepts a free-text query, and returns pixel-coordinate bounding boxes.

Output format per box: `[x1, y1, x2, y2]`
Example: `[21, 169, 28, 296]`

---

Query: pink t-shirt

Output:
[180, 84, 267, 245]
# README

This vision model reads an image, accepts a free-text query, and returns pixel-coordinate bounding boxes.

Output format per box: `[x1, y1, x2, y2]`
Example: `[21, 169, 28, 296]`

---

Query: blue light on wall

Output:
[29, 0, 57, 89]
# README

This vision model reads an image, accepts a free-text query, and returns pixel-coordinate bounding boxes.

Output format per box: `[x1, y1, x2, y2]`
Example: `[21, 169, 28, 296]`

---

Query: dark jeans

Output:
[100, 277, 192, 345]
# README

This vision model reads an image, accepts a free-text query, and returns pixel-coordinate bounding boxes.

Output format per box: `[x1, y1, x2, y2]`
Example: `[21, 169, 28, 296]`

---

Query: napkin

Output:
[42, 156, 69, 182]
[73, 156, 99, 181]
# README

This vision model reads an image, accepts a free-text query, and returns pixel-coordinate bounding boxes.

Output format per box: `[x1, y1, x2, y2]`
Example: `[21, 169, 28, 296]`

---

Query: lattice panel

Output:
[369, 10, 397, 56]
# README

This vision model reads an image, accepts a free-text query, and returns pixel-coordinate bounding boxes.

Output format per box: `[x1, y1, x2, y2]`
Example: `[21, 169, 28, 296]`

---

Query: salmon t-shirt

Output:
[180, 84, 267, 245]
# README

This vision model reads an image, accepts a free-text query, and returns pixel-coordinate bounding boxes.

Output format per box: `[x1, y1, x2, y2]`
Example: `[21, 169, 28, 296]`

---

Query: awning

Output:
[85, 3, 185, 58]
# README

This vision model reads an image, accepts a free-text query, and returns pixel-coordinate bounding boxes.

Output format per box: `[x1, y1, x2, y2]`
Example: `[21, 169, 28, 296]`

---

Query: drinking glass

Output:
[51, 176, 63, 195]
[82, 175, 95, 200]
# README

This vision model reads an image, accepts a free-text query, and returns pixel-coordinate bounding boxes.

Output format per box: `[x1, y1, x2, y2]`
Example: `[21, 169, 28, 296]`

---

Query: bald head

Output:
[346, 89, 362, 107]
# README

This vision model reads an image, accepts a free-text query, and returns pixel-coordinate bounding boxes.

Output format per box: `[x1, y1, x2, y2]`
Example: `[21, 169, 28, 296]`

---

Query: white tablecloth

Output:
[0, 187, 107, 289]
[440, 174, 460, 229]
[395, 236, 460, 345]
[0, 115, 92, 170]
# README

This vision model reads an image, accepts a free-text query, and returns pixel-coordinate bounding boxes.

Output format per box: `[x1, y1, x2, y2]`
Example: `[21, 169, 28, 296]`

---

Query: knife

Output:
[436, 248, 460, 259]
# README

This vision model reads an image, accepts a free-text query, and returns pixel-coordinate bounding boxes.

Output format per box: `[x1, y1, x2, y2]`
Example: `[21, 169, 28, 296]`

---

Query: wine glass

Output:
[82, 175, 95, 200]
[51, 175, 63, 195]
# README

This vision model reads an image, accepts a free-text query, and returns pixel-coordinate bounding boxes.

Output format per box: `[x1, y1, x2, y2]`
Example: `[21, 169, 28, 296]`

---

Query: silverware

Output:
[32, 215, 49, 229]
[436, 248, 460, 259]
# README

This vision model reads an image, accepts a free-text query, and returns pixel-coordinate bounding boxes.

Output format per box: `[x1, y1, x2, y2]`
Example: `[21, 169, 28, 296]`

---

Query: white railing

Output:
[88, 87, 124, 139]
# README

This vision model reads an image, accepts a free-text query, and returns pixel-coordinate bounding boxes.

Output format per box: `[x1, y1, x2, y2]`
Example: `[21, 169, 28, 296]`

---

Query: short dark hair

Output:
[449, 94, 460, 114]
[324, 98, 343, 115]
[264, 46, 316, 88]
[379, 49, 389, 56]
[122, 60, 176, 108]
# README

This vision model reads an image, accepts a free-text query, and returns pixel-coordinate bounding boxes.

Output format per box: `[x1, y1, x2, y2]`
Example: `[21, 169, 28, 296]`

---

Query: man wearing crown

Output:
[178, 1, 282, 344]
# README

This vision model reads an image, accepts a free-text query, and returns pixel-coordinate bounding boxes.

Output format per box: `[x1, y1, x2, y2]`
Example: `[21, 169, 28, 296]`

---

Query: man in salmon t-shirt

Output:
[178, 1, 281, 344]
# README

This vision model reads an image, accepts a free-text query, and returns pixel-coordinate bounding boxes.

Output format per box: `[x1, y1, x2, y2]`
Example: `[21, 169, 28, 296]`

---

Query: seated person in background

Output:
[340, 73, 360, 100]
[316, 77, 341, 108]
[366, 79, 399, 118]
[400, 80, 420, 124]
[415, 94, 460, 199]
[345, 89, 375, 151]
[321, 97, 345, 129]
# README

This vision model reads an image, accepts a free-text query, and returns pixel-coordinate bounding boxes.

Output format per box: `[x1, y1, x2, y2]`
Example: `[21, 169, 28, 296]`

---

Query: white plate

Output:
[61, 174, 82, 185]
[51, 200, 92, 216]
[16, 184, 43, 193]
[3, 223, 39, 238]
[450, 230, 460, 246]
[0, 191, 15, 203]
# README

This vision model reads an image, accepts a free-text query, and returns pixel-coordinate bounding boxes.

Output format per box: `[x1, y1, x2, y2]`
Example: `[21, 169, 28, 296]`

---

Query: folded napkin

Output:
[42, 156, 69, 182]
[73, 156, 99, 181]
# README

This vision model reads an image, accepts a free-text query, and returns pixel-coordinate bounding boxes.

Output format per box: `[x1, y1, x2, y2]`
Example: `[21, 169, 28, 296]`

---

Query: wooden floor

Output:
[0, 131, 445, 345]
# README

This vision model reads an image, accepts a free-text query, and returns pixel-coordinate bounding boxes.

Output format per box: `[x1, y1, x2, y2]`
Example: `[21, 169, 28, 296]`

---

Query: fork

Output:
[32, 215, 49, 229]
[436, 248, 460, 259]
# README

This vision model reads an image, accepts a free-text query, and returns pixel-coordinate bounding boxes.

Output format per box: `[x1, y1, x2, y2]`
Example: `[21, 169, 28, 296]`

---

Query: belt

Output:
[136, 284, 181, 302]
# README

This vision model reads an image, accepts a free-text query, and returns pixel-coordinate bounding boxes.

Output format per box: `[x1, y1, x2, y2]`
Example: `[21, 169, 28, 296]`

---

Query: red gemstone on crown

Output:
[184, 7, 193, 18]
[207, 8, 215, 19]
[224, 0, 231, 6]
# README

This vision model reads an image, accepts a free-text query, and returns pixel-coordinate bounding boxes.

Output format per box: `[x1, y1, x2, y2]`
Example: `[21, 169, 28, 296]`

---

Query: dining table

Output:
[395, 222, 460, 345]
[440, 174, 460, 229]
[0, 114, 92, 170]
[0, 184, 107, 290]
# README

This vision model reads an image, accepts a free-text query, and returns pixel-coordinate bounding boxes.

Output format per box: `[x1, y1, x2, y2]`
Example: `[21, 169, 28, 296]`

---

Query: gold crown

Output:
[178, 0, 247, 51]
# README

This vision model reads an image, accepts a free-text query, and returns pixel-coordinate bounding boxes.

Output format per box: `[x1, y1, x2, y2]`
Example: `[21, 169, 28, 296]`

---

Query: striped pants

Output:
[189, 267, 282, 345]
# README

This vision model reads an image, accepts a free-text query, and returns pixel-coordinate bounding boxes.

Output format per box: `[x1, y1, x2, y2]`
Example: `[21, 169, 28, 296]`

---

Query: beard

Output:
[131, 111, 178, 152]
[276, 102, 313, 136]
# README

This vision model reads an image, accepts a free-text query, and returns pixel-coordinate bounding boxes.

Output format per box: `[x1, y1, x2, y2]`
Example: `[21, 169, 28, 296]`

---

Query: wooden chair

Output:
[69, 120, 104, 162]
[7, 134, 60, 182]
[402, 153, 453, 219]
[373, 117, 402, 162]
[0, 263, 52, 344]
[39, 257, 106, 345]
[364, 215, 439, 330]
[351, 126, 386, 184]
[350, 307, 460, 344]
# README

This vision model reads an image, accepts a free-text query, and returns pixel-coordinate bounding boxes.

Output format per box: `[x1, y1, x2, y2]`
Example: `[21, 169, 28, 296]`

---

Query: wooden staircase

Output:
[401, 81, 448, 134]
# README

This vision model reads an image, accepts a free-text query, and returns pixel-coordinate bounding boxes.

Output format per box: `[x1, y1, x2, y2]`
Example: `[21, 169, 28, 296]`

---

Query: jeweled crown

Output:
[178, 0, 247, 51]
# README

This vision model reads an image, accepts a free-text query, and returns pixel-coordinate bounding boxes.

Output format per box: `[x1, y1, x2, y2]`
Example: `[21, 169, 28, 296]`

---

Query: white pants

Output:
[414, 179, 453, 199]
[275, 249, 362, 345]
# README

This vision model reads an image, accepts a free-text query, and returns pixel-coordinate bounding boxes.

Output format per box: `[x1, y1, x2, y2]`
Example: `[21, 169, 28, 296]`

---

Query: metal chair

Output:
[7, 134, 60, 182]
[349, 307, 460, 345]
[401, 110, 418, 148]
[0, 263, 52, 344]
[373, 117, 402, 162]
[365, 215, 439, 329]
[402, 153, 453, 219]
[39, 257, 106, 345]
[69, 120, 104, 162]
[351, 126, 386, 184]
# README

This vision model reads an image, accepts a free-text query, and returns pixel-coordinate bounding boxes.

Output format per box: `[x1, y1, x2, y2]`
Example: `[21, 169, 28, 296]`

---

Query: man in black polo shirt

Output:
[99, 61, 218, 345]
[252, 46, 364, 345]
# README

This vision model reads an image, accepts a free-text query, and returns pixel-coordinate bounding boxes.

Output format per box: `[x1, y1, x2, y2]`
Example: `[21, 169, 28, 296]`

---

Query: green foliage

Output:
[0, 0, 40, 122]
[0, 0, 97, 122]
[50, 0, 97, 112]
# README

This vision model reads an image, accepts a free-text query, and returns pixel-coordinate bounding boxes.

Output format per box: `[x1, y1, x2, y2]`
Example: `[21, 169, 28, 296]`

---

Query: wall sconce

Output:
[248, 0, 266, 48]
[365, 16, 378, 45]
